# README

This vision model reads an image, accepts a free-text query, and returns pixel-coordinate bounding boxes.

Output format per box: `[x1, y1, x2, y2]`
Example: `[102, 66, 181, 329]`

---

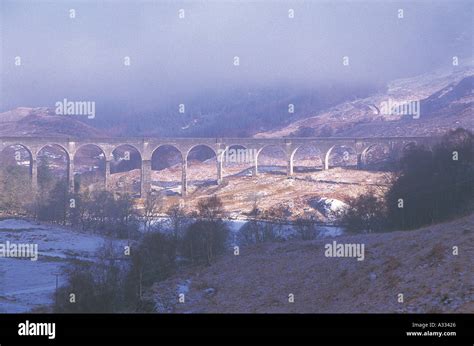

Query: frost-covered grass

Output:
[0, 219, 127, 313]
[0, 217, 343, 313]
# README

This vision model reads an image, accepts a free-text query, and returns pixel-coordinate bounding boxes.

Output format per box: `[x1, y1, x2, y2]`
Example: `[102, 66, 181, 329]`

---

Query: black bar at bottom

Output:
[0, 313, 472, 345]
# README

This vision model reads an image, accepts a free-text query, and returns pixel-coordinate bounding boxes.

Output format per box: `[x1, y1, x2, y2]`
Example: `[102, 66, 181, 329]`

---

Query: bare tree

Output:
[142, 192, 162, 232]
[197, 195, 224, 220]
[167, 203, 187, 242]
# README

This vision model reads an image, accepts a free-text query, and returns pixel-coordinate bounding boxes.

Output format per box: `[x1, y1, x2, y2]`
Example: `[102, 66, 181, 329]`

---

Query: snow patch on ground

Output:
[310, 197, 348, 222]
[0, 219, 126, 312]
[177, 279, 191, 296]
[0, 219, 45, 230]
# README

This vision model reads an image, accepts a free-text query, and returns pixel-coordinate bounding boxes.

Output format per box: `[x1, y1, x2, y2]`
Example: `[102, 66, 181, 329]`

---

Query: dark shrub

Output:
[181, 220, 229, 265]
[341, 191, 387, 233]
[54, 244, 127, 313]
[294, 215, 318, 240]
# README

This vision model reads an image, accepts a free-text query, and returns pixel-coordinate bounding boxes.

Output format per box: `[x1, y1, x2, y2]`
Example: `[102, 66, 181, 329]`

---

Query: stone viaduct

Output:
[0, 136, 440, 197]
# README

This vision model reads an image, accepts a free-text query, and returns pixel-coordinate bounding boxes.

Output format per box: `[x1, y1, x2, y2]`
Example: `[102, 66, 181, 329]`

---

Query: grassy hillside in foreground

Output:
[150, 213, 474, 313]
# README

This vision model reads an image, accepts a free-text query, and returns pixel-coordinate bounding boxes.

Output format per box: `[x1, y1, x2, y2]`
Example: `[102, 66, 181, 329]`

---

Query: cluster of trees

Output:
[240, 203, 318, 244]
[0, 160, 70, 219]
[386, 128, 474, 229]
[0, 165, 31, 215]
[54, 243, 129, 313]
[181, 196, 229, 265]
[341, 191, 387, 233]
[68, 191, 139, 238]
[342, 128, 474, 232]
[0, 160, 140, 238]
[54, 196, 230, 312]
[36, 183, 140, 239]
[0, 159, 135, 236]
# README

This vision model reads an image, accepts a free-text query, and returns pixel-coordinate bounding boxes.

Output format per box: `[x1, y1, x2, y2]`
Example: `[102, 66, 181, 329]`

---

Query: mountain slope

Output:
[256, 64, 473, 138]
[1, 64, 472, 139]
[0, 107, 106, 137]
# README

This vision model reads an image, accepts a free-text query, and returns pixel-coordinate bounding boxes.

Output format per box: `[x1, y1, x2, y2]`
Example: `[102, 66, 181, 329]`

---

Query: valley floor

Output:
[113, 166, 391, 221]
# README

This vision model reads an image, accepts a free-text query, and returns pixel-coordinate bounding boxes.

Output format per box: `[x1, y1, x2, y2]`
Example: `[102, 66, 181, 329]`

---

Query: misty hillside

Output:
[0, 64, 472, 139]
[76, 84, 379, 138]
[0, 107, 105, 137]
[0, 85, 378, 138]
[257, 64, 474, 138]
[135, 84, 380, 137]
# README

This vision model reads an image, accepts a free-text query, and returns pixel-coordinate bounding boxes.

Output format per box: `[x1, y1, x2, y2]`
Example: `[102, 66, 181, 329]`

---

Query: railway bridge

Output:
[0, 136, 440, 197]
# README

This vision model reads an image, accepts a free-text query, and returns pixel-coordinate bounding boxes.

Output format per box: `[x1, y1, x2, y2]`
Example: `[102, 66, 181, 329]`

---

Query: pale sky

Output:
[1, 0, 472, 115]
